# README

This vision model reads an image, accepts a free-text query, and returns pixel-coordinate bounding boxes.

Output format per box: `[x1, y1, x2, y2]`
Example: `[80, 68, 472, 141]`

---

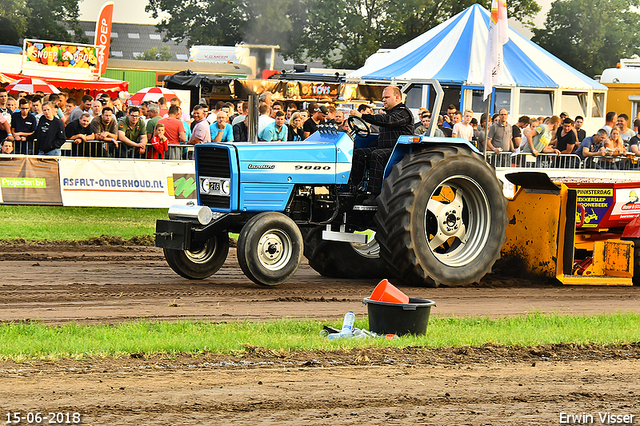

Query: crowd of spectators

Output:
[0, 88, 193, 159]
[2, 85, 640, 168]
[409, 102, 640, 168]
[0, 86, 373, 158]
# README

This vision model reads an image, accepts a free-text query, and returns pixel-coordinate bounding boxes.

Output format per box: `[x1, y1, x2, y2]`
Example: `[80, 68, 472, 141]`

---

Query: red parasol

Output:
[128, 87, 177, 105]
[5, 77, 61, 95]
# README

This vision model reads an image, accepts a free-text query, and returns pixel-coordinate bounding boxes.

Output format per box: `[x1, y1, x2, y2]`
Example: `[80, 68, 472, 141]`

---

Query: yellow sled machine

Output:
[502, 172, 640, 286]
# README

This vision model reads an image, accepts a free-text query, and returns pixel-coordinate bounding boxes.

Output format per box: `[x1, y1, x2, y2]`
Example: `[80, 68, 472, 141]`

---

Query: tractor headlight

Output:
[200, 178, 211, 194]
[199, 177, 231, 197]
[221, 179, 230, 195]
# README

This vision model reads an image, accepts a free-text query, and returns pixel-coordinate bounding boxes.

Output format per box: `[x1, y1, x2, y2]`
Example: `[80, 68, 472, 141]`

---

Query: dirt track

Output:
[1, 244, 639, 325]
[1, 244, 639, 425]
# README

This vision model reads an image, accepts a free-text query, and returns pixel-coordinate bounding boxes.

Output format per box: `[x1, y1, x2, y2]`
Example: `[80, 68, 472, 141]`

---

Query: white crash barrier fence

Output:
[0, 155, 195, 208]
[59, 158, 196, 207]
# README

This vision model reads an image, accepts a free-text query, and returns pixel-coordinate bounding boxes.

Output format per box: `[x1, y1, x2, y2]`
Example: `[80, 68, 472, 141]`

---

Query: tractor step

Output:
[322, 229, 368, 243]
[322, 222, 368, 244]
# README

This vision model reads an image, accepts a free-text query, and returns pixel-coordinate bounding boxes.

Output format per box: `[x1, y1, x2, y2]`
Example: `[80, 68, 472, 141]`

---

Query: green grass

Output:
[1, 313, 638, 361]
[0, 206, 166, 241]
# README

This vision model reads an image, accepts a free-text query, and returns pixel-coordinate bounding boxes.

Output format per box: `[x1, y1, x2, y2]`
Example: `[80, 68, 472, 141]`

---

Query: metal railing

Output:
[5, 139, 194, 160]
[484, 152, 638, 171]
[581, 155, 640, 171]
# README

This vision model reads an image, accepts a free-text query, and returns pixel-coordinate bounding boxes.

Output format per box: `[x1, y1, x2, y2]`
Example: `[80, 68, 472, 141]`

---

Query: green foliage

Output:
[145, 0, 541, 69]
[297, 0, 383, 68]
[25, 0, 85, 43]
[0, 206, 164, 241]
[146, 0, 246, 46]
[532, 0, 640, 77]
[0, 0, 84, 44]
[0, 0, 29, 45]
[146, 0, 306, 59]
[0, 313, 638, 360]
[136, 46, 172, 61]
[0, 16, 20, 45]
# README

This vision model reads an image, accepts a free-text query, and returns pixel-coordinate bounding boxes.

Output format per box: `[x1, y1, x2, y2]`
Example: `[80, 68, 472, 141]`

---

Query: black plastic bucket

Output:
[363, 297, 436, 336]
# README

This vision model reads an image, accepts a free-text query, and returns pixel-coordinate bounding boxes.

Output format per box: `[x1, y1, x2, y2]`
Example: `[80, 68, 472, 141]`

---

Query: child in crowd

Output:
[147, 122, 168, 159]
[7, 97, 17, 113]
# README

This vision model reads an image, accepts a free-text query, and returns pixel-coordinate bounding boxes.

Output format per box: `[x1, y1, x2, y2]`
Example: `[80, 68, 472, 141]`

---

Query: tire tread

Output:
[375, 146, 507, 286]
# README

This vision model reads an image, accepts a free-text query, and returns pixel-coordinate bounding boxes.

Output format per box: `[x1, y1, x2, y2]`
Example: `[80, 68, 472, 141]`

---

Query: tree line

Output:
[1, 0, 639, 77]
[0, 0, 86, 45]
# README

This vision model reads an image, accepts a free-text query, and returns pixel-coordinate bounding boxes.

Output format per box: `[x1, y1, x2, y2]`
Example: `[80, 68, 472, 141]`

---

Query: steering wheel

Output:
[347, 116, 370, 138]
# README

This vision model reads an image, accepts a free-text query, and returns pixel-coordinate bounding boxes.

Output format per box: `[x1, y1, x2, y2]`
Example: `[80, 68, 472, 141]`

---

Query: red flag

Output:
[95, 2, 114, 76]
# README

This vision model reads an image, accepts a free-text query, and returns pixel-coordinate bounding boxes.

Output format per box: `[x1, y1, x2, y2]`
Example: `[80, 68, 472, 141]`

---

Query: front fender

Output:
[384, 136, 480, 179]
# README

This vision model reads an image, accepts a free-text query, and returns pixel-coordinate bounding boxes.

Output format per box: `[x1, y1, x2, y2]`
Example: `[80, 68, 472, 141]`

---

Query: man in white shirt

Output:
[617, 113, 636, 143]
[452, 109, 474, 142]
[257, 102, 274, 133]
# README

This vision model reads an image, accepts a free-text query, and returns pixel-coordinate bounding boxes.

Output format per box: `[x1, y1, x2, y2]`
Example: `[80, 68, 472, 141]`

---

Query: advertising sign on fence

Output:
[58, 158, 195, 208]
[0, 157, 62, 205]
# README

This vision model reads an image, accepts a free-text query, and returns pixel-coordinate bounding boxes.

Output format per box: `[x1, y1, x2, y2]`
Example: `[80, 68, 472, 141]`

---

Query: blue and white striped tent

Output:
[348, 4, 605, 91]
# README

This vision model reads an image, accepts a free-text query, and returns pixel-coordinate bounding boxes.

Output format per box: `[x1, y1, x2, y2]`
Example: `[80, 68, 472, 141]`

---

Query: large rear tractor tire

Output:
[237, 212, 304, 286]
[303, 226, 390, 279]
[163, 232, 229, 280]
[375, 146, 507, 287]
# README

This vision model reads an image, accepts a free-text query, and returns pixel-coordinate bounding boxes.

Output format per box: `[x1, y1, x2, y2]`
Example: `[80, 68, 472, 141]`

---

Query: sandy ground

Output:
[1, 244, 639, 324]
[1, 244, 639, 425]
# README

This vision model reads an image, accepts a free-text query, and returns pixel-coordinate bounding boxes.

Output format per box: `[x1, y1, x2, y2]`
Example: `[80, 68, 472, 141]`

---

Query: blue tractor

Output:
[155, 81, 507, 287]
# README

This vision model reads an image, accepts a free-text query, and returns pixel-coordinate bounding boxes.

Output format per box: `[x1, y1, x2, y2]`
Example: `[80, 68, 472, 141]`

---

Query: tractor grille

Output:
[197, 147, 231, 209]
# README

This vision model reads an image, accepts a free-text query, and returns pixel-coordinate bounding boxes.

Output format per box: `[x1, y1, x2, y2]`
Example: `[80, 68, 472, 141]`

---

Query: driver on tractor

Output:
[349, 86, 414, 205]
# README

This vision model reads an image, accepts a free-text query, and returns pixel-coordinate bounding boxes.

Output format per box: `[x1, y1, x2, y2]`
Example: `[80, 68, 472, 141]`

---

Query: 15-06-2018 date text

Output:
[5, 412, 82, 424]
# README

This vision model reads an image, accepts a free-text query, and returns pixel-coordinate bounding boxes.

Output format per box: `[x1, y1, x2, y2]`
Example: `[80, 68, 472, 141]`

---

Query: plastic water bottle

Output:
[326, 311, 356, 340]
[326, 332, 347, 340]
[341, 311, 356, 336]
[352, 328, 368, 339]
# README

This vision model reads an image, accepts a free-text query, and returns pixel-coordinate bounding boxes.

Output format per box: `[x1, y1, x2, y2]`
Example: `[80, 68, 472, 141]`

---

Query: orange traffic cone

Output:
[369, 279, 409, 304]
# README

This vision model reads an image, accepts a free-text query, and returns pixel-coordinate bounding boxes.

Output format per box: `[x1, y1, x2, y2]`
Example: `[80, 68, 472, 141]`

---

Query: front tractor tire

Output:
[163, 232, 230, 280]
[375, 146, 507, 287]
[237, 212, 304, 286]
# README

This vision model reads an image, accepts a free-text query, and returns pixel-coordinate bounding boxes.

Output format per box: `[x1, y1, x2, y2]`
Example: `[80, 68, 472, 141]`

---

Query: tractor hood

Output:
[230, 132, 353, 185]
